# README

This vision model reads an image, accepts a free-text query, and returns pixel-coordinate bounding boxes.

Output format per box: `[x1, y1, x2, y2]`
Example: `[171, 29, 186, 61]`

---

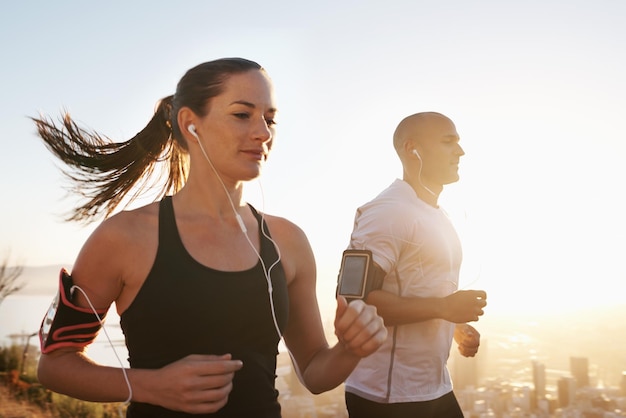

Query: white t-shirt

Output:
[345, 179, 462, 403]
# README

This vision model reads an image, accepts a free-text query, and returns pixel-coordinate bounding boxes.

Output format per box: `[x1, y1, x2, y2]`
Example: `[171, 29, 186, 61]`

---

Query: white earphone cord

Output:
[64, 130, 282, 417]
[70, 285, 131, 417]
[414, 150, 436, 197]
[195, 131, 283, 340]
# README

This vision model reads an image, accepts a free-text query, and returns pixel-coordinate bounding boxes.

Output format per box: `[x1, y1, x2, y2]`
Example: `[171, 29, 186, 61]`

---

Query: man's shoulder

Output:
[360, 184, 415, 215]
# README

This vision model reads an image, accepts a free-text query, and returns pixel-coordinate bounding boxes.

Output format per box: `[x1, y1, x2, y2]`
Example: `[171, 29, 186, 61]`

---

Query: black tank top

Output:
[121, 196, 289, 417]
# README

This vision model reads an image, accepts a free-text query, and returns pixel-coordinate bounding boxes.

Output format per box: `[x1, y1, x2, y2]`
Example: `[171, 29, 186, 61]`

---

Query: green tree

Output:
[0, 251, 24, 307]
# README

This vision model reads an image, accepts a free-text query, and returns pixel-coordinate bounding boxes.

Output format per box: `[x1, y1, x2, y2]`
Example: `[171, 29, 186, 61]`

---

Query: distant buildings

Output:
[557, 376, 576, 408]
[570, 356, 590, 388]
[451, 353, 626, 417]
[272, 324, 626, 418]
[533, 360, 547, 400]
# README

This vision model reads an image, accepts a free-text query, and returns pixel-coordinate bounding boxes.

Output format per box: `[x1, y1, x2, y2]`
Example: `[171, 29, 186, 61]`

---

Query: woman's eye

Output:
[233, 112, 276, 127]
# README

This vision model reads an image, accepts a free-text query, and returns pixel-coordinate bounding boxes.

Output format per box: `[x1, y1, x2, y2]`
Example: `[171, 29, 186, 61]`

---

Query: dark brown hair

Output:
[32, 58, 264, 222]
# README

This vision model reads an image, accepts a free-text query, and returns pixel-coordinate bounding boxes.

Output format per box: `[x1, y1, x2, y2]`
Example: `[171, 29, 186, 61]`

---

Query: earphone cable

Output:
[70, 285, 132, 416]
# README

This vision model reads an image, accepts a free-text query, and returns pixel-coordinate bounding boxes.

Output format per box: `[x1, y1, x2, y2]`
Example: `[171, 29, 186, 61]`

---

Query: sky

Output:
[1, 0, 625, 317]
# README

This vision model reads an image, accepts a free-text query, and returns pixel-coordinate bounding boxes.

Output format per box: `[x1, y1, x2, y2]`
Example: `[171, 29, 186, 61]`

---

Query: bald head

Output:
[392, 111, 463, 194]
[393, 112, 453, 156]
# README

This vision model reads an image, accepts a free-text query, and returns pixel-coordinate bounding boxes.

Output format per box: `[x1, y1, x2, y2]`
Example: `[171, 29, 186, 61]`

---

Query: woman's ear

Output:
[178, 107, 198, 143]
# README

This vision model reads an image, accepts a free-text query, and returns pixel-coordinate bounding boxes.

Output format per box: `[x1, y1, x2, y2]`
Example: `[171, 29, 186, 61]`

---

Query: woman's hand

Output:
[334, 296, 387, 358]
[141, 354, 243, 414]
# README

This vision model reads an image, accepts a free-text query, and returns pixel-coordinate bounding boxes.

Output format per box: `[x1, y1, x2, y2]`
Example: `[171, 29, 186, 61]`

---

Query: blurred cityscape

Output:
[276, 307, 626, 418]
[3, 266, 626, 417]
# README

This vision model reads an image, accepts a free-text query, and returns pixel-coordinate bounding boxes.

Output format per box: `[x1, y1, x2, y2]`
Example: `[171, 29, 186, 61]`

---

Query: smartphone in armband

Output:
[336, 249, 385, 302]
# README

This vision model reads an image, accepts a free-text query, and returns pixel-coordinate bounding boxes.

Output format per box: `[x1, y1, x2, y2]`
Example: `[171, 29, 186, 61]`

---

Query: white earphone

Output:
[412, 149, 421, 160]
[188, 124, 198, 139]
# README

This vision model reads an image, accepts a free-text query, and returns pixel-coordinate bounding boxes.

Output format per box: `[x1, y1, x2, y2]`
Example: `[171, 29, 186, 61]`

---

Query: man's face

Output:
[416, 116, 465, 186]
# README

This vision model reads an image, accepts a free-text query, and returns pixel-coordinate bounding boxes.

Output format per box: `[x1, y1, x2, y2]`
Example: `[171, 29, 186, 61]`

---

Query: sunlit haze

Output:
[1, 1, 625, 319]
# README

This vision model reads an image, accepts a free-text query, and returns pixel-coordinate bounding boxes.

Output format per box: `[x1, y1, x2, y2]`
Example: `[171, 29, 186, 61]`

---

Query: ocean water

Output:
[0, 293, 129, 367]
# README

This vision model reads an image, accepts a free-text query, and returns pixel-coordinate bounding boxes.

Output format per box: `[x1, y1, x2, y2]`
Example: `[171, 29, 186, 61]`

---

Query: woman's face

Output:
[195, 69, 277, 183]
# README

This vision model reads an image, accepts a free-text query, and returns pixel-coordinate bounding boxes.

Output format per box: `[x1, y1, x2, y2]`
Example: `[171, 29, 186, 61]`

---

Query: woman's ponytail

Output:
[32, 95, 188, 222]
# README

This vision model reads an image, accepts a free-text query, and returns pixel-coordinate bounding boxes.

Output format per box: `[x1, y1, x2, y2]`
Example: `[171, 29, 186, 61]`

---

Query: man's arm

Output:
[365, 288, 487, 326]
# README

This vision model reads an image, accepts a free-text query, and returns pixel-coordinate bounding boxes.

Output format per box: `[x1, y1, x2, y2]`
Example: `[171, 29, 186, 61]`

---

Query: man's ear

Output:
[403, 140, 417, 158]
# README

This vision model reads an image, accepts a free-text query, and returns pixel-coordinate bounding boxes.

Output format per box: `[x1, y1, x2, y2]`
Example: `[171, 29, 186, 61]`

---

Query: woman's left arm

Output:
[274, 218, 387, 394]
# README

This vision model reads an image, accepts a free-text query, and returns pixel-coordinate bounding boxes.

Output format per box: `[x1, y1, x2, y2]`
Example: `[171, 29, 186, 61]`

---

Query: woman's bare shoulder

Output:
[96, 202, 159, 238]
[67, 201, 162, 306]
[75, 201, 161, 266]
[262, 213, 308, 243]
[261, 212, 315, 274]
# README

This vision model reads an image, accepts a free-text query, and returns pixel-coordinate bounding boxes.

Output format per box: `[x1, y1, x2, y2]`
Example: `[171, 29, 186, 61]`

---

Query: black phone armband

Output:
[336, 249, 386, 302]
[39, 269, 108, 354]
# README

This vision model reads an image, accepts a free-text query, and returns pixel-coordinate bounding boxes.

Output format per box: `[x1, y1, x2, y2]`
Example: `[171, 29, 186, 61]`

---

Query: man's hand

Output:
[454, 324, 480, 357]
[442, 290, 487, 323]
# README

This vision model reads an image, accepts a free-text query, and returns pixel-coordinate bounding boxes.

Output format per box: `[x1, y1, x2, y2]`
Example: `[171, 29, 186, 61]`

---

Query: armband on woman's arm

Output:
[39, 269, 108, 354]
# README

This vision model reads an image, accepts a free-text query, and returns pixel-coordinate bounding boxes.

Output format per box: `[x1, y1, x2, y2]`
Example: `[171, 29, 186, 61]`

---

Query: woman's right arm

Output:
[38, 213, 132, 401]
[38, 349, 135, 402]
[37, 210, 243, 414]
[38, 349, 243, 413]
